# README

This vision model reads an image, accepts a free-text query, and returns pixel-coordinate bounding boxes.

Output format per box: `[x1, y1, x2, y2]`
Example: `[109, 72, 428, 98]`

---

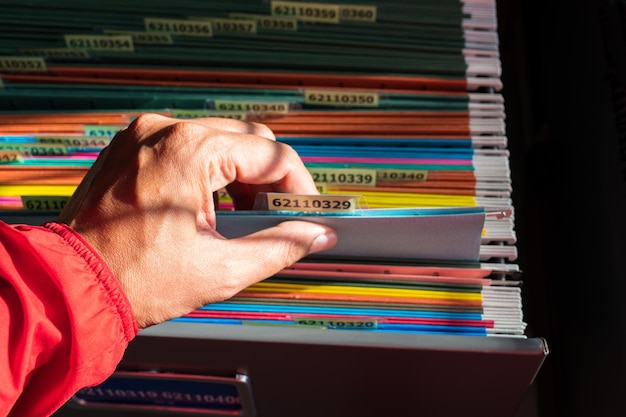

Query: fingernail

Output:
[310, 231, 338, 254]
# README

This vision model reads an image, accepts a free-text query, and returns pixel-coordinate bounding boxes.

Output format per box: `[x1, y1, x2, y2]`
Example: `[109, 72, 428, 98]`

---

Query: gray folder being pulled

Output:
[215, 207, 485, 262]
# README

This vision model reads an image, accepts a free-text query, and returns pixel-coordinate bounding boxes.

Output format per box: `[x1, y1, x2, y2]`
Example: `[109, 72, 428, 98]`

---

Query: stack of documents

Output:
[183, 264, 524, 337]
[0, 0, 524, 336]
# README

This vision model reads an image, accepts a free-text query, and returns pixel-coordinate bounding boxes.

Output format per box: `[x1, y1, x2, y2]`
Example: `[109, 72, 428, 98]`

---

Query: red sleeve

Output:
[0, 221, 138, 417]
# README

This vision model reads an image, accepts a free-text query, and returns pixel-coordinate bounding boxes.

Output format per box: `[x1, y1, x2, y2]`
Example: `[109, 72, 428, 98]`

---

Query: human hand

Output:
[57, 114, 337, 328]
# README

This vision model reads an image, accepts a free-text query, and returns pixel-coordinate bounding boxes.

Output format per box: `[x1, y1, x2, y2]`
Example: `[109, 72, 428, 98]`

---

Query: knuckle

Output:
[122, 113, 170, 144]
[279, 142, 302, 165]
[157, 121, 209, 151]
[167, 120, 205, 138]
[250, 121, 276, 140]
[128, 113, 164, 131]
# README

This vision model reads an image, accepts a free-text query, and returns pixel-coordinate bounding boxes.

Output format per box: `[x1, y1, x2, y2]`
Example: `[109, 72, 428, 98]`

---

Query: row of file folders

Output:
[0, 0, 527, 337]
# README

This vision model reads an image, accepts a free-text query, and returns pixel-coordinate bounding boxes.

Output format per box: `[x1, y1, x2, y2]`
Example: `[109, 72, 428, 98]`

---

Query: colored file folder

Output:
[216, 207, 485, 262]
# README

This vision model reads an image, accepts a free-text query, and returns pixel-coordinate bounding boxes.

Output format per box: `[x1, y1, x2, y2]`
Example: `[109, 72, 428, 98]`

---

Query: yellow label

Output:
[0, 56, 47, 72]
[0, 143, 68, 156]
[21, 196, 70, 211]
[0, 151, 23, 163]
[144, 18, 213, 37]
[211, 18, 257, 34]
[377, 169, 429, 182]
[103, 30, 173, 45]
[211, 100, 290, 114]
[83, 125, 124, 137]
[170, 110, 248, 120]
[265, 193, 359, 212]
[304, 89, 379, 107]
[271, 1, 340, 23]
[339, 5, 377, 22]
[308, 167, 377, 187]
[230, 13, 298, 31]
[19, 48, 90, 58]
[293, 317, 378, 329]
[64, 35, 134, 52]
[35, 136, 110, 147]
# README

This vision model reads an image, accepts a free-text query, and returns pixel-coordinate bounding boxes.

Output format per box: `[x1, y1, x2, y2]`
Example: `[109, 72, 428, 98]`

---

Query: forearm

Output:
[0, 221, 137, 417]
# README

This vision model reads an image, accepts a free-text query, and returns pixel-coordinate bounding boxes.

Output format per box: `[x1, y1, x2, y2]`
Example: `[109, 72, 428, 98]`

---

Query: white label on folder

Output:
[171, 110, 248, 120]
[103, 30, 174, 45]
[304, 89, 379, 107]
[308, 167, 377, 187]
[145, 18, 213, 37]
[0, 56, 47, 72]
[21, 196, 70, 211]
[377, 169, 429, 182]
[211, 100, 290, 114]
[64, 35, 134, 52]
[230, 13, 298, 31]
[84, 125, 124, 137]
[0, 151, 22, 163]
[0, 143, 68, 156]
[265, 193, 358, 212]
[293, 317, 378, 329]
[36, 136, 110, 147]
[271, 1, 340, 23]
[20, 48, 91, 58]
[339, 5, 377, 22]
[211, 18, 257, 35]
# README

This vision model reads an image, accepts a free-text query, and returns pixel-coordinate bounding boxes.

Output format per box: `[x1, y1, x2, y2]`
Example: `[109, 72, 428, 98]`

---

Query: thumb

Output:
[216, 220, 337, 289]
[123, 221, 337, 328]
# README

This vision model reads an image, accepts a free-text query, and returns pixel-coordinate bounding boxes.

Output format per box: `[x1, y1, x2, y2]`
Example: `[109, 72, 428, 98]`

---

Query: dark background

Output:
[498, 0, 626, 416]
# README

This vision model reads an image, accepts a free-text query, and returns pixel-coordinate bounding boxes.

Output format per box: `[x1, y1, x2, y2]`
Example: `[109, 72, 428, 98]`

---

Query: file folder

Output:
[0, 0, 547, 415]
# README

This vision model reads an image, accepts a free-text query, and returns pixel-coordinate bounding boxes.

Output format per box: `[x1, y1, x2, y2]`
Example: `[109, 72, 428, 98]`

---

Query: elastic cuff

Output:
[42, 221, 139, 341]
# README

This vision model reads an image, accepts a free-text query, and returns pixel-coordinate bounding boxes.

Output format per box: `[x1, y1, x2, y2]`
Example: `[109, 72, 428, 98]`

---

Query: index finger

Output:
[199, 128, 318, 195]
[128, 113, 277, 142]
[125, 114, 316, 194]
